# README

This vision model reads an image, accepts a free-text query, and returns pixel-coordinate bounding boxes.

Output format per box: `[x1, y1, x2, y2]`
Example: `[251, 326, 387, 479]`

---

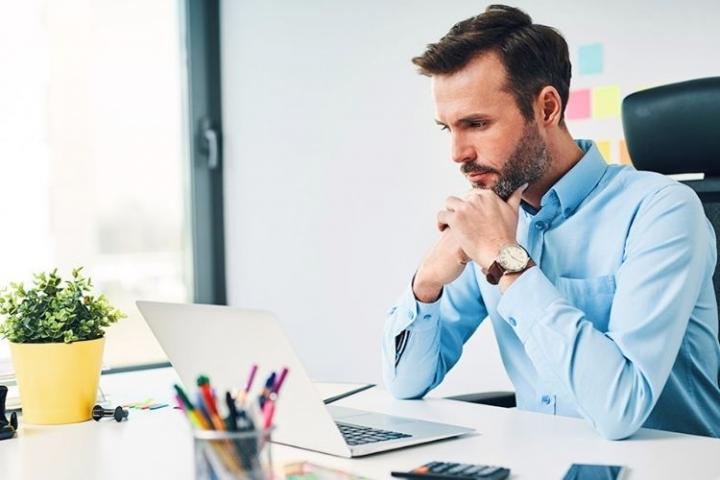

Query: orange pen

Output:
[197, 375, 225, 431]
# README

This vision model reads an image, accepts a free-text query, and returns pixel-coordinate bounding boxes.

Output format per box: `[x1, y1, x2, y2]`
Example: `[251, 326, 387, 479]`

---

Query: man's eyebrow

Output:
[435, 114, 492, 127]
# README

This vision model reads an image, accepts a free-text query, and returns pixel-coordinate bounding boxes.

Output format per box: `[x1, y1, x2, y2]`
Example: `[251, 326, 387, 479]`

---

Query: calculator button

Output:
[461, 466, 484, 476]
[430, 463, 455, 473]
[446, 464, 469, 475]
[452, 465, 477, 475]
[478, 466, 501, 477]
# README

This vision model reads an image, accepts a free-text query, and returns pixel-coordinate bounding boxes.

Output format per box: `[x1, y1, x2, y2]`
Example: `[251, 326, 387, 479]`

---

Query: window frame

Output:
[103, 0, 227, 374]
[185, 0, 227, 306]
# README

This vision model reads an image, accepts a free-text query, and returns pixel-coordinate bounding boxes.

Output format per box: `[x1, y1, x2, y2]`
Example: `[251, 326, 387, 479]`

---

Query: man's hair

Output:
[412, 5, 571, 123]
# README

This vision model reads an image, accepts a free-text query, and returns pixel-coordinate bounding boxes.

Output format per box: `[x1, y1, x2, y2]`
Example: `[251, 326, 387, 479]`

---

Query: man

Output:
[382, 4, 720, 439]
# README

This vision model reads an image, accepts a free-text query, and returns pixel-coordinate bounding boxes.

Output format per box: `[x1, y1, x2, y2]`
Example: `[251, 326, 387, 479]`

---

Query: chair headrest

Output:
[622, 77, 720, 175]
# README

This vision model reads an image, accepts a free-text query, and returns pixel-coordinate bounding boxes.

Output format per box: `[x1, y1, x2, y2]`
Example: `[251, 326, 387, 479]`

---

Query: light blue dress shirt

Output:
[383, 140, 720, 439]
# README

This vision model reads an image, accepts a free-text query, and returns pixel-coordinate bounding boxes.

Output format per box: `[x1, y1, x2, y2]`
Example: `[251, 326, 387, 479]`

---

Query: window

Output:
[0, 0, 219, 373]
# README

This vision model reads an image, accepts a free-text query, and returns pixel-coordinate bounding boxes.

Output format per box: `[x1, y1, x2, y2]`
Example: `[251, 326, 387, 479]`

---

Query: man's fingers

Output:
[507, 183, 528, 211]
[437, 210, 451, 231]
[445, 195, 464, 211]
[457, 249, 470, 265]
[468, 187, 490, 199]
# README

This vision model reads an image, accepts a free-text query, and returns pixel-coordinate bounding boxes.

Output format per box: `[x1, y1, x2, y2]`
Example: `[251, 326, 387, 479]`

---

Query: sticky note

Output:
[579, 43, 604, 75]
[592, 85, 621, 119]
[566, 89, 591, 120]
[597, 140, 612, 163]
[619, 139, 632, 165]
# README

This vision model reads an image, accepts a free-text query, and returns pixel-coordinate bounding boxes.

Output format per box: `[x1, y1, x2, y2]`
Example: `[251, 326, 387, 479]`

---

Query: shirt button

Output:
[508, 317, 517, 327]
[408, 311, 415, 320]
[541, 395, 551, 405]
[535, 221, 546, 230]
[423, 314, 432, 320]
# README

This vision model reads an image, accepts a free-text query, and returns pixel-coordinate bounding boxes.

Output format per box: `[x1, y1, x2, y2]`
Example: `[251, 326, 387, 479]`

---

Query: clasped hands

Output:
[437, 183, 526, 270]
[413, 183, 526, 303]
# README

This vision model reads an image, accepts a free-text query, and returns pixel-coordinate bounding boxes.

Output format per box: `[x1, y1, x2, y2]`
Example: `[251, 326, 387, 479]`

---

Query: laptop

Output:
[136, 301, 474, 457]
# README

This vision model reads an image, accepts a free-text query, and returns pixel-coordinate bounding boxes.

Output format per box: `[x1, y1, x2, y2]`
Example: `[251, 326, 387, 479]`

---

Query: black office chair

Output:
[623, 76, 720, 343]
[447, 77, 720, 408]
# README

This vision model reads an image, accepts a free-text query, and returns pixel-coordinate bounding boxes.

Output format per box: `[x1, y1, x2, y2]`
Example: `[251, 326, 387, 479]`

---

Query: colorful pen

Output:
[258, 372, 276, 408]
[271, 367, 289, 395]
[173, 384, 210, 430]
[244, 364, 258, 394]
[197, 375, 226, 431]
[224, 391, 239, 431]
[262, 400, 276, 429]
[196, 392, 213, 426]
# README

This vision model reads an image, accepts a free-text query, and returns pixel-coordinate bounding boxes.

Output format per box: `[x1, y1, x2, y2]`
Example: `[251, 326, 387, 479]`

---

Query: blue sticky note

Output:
[579, 43, 603, 75]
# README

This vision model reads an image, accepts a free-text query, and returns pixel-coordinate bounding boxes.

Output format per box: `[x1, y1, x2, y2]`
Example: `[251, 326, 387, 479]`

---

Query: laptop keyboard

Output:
[336, 422, 412, 446]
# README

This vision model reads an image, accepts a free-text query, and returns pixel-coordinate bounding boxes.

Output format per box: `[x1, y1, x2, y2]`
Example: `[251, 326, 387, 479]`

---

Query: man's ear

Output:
[536, 86, 563, 127]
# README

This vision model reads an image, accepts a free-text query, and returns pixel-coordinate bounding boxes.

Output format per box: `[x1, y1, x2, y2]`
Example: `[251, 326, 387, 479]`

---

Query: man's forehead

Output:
[431, 51, 513, 120]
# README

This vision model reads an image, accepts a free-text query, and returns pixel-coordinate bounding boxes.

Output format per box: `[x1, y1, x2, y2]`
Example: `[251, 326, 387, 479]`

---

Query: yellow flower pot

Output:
[10, 337, 105, 424]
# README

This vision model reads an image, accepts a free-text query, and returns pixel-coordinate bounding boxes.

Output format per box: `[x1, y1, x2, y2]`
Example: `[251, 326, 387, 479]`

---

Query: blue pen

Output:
[196, 392, 212, 427]
[258, 372, 276, 409]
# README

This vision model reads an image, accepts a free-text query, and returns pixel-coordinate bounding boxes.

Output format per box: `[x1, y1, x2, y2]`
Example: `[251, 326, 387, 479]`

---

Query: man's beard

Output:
[463, 121, 550, 200]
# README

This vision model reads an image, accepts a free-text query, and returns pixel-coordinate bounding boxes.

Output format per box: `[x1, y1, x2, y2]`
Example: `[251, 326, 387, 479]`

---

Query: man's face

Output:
[432, 51, 549, 200]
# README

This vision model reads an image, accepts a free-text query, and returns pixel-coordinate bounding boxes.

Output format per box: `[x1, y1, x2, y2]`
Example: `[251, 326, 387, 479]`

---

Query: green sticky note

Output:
[592, 85, 621, 119]
[579, 43, 603, 75]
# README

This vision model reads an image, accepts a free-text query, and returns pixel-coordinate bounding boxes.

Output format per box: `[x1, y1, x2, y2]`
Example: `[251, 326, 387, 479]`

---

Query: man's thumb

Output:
[507, 183, 529, 210]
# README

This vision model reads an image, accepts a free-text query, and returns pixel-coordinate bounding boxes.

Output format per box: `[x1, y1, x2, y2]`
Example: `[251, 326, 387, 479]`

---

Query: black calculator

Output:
[391, 461, 510, 480]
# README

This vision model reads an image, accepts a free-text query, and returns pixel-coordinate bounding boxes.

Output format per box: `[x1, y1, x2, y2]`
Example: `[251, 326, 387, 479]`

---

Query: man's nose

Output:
[452, 133, 477, 163]
[451, 134, 476, 164]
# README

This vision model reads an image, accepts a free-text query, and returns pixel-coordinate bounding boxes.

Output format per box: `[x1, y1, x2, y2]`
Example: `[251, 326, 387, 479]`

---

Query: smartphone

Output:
[562, 463, 626, 480]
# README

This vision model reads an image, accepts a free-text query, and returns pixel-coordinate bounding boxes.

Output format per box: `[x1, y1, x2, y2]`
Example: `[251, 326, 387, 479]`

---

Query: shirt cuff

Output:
[496, 266, 563, 342]
[389, 284, 442, 337]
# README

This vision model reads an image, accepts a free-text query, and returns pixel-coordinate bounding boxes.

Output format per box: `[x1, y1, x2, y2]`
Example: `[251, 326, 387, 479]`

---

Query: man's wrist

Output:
[498, 260, 536, 293]
[412, 279, 443, 303]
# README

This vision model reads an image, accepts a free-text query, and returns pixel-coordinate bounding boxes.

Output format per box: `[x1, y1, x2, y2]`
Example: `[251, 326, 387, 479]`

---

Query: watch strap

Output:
[486, 261, 505, 285]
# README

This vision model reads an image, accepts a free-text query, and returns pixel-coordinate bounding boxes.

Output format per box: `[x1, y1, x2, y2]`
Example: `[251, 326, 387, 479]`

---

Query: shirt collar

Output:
[543, 139, 608, 218]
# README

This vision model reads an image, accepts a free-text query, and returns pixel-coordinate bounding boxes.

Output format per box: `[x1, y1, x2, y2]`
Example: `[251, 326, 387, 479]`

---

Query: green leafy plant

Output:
[0, 268, 125, 344]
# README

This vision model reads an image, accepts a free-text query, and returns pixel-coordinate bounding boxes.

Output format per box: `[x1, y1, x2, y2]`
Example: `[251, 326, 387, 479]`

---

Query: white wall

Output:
[220, 0, 720, 395]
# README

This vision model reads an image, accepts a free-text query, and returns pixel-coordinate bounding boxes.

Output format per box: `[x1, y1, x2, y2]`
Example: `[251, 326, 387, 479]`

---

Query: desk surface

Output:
[0, 367, 718, 480]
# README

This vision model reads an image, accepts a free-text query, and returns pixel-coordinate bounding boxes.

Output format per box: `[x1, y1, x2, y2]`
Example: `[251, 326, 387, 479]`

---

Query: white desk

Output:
[0, 367, 718, 480]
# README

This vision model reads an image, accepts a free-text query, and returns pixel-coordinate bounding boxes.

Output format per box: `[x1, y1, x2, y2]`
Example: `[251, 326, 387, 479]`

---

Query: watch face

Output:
[497, 244, 529, 272]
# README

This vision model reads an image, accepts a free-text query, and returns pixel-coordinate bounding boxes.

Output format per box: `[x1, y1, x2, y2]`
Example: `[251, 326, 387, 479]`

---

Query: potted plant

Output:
[0, 268, 125, 424]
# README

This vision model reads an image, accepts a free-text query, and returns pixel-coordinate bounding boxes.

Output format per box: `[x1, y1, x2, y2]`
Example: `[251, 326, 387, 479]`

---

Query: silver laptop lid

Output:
[136, 301, 350, 457]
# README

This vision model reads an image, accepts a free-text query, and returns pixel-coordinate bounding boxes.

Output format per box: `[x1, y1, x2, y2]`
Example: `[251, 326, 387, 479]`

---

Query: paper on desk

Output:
[283, 461, 371, 480]
[315, 382, 374, 404]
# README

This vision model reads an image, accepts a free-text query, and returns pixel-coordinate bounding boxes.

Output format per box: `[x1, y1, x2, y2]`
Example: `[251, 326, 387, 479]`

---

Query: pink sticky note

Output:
[566, 89, 591, 120]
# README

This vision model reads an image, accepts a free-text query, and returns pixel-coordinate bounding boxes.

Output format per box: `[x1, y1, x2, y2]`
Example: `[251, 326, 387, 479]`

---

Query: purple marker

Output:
[271, 367, 289, 395]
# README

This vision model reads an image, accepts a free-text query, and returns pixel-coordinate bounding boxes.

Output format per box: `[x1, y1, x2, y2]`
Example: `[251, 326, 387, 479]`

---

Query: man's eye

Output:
[469, 121, 487, 128]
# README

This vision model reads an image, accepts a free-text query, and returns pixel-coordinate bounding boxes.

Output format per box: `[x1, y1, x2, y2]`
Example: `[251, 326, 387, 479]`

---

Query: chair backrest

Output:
[622, 77, 720, 344]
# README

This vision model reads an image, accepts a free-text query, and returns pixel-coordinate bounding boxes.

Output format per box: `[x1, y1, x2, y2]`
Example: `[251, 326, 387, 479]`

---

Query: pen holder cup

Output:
[193, 428, 273, 480]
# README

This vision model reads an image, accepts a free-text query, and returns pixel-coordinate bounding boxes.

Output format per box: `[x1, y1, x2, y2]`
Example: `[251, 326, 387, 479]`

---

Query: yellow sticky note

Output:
[597, 140, 612, 163]
[592, 85, 621, 119]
